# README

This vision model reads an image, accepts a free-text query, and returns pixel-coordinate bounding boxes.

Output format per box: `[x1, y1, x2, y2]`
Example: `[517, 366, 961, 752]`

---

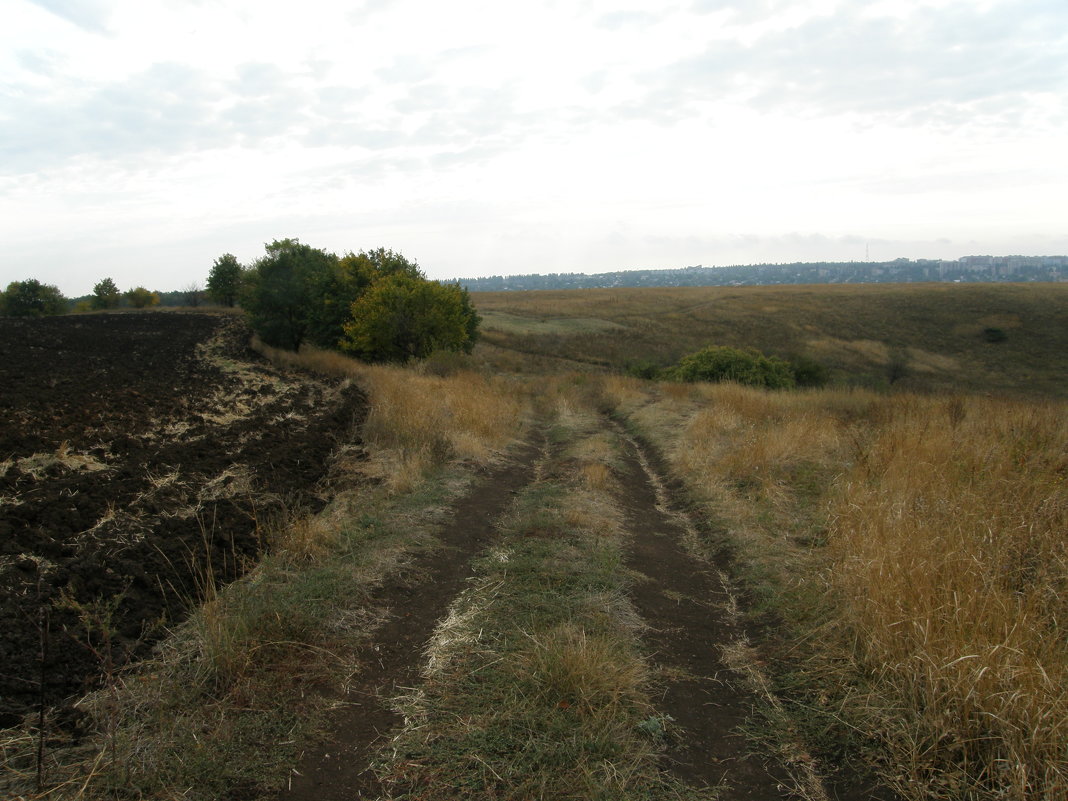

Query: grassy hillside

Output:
[472, 282, 1068, 397]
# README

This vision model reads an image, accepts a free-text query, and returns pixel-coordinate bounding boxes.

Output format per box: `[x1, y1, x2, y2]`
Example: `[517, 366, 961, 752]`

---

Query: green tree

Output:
[1, 279, 67, 317]
[305, 248, 425, 349]
[92, 278, 121, 310]
[341, 273, 479, 362]
[669, 345, 795, 389]
[125, 286, 160, 308]
[207, 253, 243, 307]
[242, 238, 339, 351]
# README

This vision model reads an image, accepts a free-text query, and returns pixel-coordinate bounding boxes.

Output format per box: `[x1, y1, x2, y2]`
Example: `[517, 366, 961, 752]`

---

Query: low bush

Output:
[667, 345, 796, 389]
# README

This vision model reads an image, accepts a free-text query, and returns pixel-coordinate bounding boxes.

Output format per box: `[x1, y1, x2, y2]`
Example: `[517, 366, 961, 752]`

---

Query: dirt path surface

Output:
[615, 431, 796, 800]
[279, 439, 543, 801]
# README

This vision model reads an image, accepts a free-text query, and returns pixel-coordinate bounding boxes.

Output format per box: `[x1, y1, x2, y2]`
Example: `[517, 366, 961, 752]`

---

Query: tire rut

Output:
[278, 437, 544, 801]
[615, 427, 799, 800]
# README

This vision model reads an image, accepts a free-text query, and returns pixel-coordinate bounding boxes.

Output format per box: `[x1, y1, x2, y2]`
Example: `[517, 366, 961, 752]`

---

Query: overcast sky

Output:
[2, 0, 1066, 296]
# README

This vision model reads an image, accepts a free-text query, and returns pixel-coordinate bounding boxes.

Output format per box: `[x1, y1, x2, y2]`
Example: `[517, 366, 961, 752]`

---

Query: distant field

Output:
[471, 282, 1068, 397]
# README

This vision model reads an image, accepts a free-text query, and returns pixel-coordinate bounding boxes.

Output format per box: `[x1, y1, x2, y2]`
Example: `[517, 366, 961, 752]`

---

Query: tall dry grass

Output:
[829, 398, 1068, 799]
[251, 341, 527, 490]
[611, 380, 1068, 799]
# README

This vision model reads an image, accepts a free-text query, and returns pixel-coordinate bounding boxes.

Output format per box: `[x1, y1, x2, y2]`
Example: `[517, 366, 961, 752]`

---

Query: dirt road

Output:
[273, 416, 879, 800]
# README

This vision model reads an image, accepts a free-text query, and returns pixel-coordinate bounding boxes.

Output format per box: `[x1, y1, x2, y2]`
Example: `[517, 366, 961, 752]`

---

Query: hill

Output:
[471, 282, 1068, 397]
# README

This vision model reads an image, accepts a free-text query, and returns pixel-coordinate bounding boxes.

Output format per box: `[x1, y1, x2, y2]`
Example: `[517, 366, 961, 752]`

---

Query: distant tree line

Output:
[0, 278, 160, 316]
[459, 257, 1068, 292]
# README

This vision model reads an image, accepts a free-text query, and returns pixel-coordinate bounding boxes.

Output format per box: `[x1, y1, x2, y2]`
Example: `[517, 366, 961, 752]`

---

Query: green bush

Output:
[341, 274, 478, 363]
[125, 286, 160, 308]
[983, 327, 1008, 343]
[668, 345, 796, 389]
[787, 354, 830, 387]
[92, 277, 122, 310]
[240, 239, 480, 361]
[625, 360, 662, 380]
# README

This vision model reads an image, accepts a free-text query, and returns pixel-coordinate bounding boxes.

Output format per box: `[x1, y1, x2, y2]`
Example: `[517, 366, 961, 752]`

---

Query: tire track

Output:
[615, 426, 814, 800]
[278, 436, 545, 801]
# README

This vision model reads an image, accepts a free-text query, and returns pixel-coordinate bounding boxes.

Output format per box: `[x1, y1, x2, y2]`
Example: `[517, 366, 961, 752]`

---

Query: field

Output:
[0, 313, 365, 726]
[472, 282, 1068, 396]
[2, 283, 1066, 801]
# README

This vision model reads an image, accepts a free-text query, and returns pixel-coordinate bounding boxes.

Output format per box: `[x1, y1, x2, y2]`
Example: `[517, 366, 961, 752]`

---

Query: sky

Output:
[2, 0, 1066, 296]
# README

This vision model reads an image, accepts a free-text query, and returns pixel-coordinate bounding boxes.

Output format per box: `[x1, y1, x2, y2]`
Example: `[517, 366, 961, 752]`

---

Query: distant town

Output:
[458, 255, 1068, 292]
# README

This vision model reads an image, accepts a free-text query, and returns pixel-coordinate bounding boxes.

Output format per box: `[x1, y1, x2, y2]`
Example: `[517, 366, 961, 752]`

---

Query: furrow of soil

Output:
[280, 437, 543, 801]
[615, 430, 796, 800]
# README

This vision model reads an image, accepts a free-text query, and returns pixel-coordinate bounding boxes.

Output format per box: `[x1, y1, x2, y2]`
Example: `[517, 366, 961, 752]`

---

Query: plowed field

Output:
[0, 312, 365, 727]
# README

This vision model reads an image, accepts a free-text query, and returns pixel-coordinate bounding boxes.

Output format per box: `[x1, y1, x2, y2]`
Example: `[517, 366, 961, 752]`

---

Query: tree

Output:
[1, 279, 67, 317]
[242, 238, 339, 350]
[91, 278, 121, 310]
[341, 273, 479, 362]
[207, 253, 243, 307]
[303, 248, 425, 350]
[183, 282, 203, 307]
[125, 286, 160, 308]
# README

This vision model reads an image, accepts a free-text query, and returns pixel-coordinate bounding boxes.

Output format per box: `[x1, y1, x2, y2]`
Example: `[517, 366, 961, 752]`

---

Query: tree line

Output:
[213, 238, 479, 362]
[0, 277, 163, 316]
[2, 239, 479, 364]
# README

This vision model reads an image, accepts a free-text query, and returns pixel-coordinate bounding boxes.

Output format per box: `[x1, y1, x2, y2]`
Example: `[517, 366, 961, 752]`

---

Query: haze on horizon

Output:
[2, 0, 1066, 297]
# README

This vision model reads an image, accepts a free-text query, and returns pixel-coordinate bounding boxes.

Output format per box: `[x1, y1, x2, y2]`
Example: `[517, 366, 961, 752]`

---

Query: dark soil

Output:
[618, 428, 898, 801]
[279, 439, 542, 801]
[615, 433, 795, 800]
[0, 312, 366, 727]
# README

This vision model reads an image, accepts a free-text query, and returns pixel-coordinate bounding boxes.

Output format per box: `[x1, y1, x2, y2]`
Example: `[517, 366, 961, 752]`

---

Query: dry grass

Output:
[614, 381, 1068, 800]
[251, 340, 528, 491]
[471, 283, 1068, 397]
[828, 398, 1068, 799]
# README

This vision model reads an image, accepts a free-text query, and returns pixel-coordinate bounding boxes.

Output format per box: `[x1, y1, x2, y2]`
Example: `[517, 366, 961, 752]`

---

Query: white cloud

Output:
[1, 0, 1066, 295]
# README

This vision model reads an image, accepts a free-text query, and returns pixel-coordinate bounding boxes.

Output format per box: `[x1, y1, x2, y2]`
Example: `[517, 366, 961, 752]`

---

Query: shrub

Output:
[242, 238, 339, 350]
[206, 253, 243, 307]
[982, 326, 1008, 343]
[341, 274, 478, 363]
[625, 360, 662, 380]
[668, 345, 796, 389]
[125, 286, 160, 308]
[787, 354, 830, 387]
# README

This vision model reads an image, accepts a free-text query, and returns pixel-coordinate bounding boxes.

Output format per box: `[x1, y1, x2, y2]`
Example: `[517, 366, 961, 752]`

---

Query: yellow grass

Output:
[828, 398, 1068, 799]
[251, 341, 528, 491]
[614, 381, 1068, 799]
